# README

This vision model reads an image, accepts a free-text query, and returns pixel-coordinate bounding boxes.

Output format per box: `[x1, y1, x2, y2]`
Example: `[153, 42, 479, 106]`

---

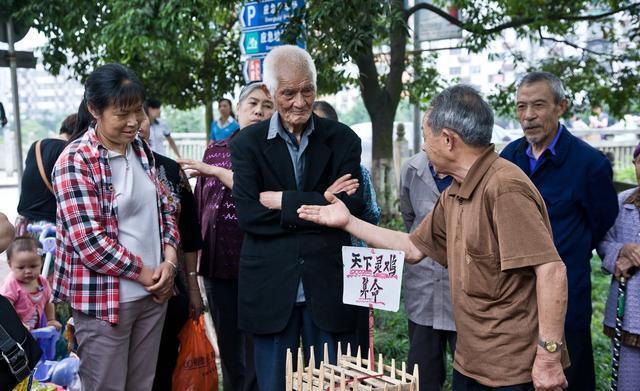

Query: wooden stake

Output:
[286, 349, 293, 391]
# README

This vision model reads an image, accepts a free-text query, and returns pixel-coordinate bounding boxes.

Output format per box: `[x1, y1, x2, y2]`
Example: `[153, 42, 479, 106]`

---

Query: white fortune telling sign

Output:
[341, 246, 405, 312]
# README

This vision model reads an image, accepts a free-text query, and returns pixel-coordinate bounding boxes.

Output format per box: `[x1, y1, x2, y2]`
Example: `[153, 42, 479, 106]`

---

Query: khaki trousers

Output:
[73, 296, 167, 391]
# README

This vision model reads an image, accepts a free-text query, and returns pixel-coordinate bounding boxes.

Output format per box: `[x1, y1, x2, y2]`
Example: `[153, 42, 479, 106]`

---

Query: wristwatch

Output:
[538, 340, 563, 353]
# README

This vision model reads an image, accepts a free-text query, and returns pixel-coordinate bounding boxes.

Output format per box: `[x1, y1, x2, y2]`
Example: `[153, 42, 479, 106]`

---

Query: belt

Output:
[604, 325, 640, 348]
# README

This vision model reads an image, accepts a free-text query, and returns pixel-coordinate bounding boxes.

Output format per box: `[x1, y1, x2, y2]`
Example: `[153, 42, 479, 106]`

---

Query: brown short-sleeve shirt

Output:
[410, 146, 569, 386]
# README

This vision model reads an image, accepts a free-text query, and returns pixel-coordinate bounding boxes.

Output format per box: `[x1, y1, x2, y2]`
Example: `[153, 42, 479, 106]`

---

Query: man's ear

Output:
[441, 128, 456, 151]
[557, 99, 568, 117]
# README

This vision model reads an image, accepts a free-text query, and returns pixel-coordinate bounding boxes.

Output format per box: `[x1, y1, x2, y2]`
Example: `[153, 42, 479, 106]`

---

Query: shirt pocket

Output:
[462, 249, 501, 300]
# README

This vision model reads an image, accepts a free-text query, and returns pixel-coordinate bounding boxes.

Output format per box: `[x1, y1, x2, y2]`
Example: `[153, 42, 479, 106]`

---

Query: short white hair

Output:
[263, 45, 317, 96]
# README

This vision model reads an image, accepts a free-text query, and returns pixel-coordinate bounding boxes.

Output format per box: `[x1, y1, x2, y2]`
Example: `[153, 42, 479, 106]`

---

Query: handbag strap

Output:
[35, 140, 55, 194]
[0, 323, 31, 383]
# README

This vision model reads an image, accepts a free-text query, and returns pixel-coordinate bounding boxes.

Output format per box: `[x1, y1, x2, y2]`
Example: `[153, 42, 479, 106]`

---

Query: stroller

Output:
[23, 224, 80, 390]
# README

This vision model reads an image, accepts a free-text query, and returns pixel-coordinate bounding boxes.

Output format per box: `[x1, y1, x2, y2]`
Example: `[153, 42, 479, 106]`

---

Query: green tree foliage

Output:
[282, 0, 639, 212]
[9, 0, 242, 134]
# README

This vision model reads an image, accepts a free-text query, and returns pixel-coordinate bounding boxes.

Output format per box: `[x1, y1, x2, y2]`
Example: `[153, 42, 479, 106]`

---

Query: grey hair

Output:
[263, 45, 317, 96]
[518, 71, 566, 103]
[238, 82, 268, 105]
[427, 85, 493, 147]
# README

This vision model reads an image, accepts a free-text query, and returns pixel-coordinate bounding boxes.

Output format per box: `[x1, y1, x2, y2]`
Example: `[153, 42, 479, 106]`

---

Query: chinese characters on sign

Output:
[342, 246, 405, 312]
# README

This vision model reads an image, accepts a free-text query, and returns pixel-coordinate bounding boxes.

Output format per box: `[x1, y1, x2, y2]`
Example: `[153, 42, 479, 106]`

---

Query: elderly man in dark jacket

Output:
[501, 71, 619, 391]
[230, 45, 365, 391]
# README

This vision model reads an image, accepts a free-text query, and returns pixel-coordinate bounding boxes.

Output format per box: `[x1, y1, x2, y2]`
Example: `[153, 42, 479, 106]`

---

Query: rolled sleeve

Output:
[492, 191, 561, 271]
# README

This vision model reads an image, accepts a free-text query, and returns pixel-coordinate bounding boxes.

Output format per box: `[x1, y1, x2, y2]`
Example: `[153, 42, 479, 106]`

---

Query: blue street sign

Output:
[240, 25, 306, 56]
[241, 0, 305, 30]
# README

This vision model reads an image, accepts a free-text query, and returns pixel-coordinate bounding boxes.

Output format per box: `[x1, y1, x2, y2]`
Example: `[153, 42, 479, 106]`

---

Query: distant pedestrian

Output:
[0, 102, 7, 128]
[145, 98, 181, 157]
[209, 98, 240, 142]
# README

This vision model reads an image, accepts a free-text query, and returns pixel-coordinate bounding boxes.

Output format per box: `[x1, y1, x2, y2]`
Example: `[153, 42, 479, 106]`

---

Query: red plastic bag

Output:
[172, 315, 218, 391]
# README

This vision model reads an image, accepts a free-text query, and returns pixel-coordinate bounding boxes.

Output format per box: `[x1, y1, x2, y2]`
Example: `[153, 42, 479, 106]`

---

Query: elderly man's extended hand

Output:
[531, 349, 568, 391]
[297, 192, 351, 229]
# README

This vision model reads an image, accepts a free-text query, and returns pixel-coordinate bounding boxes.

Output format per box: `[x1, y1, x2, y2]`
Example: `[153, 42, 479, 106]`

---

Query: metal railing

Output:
[166, 129, 640, 171]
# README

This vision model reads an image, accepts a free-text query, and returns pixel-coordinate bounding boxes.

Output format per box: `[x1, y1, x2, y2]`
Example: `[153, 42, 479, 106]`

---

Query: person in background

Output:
[135, 108, 204, 391]
[298, 85, 570, 390]
[145, 98, 181, 158]
[15, 114, 77, 236]
[0, 102, 7, 128]
[179, 82, 273, 391]
[598, 142, 640, 391]
[0, 237, 62, 331]
[399, 149, 455, 391]
[209, 98, 240, 143]
[500, 71, 618, 391]
[52, 63, 179, 391]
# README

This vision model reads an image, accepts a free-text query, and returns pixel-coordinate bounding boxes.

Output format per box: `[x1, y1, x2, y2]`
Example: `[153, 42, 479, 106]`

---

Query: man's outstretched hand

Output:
[297, 191, 351, 229]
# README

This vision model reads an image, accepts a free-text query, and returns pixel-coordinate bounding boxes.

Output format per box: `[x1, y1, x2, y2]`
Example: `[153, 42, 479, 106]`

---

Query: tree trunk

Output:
[369, 104, 399, 220]
[204, 100, 213, 142]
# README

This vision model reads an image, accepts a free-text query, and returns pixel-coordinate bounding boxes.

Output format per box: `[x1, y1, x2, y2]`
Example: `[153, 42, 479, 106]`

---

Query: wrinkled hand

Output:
[326, 174, 359, 196]
[259, 191, 283, 210]
[620, 243, 640, 267]
[615, 255, 636, 279]
[146, 262, 175, 303]
[531, 350, 567, 391]
[177, 158, 215, 178]
[297, 191, 351, 229]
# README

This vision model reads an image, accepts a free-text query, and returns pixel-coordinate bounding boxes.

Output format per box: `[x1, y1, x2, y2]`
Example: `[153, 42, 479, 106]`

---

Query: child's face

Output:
[9, 251, 42, 284]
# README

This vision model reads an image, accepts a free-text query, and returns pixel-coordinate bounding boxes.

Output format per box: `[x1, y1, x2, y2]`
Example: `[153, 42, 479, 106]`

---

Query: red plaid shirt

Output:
[52, 128, 179, 324]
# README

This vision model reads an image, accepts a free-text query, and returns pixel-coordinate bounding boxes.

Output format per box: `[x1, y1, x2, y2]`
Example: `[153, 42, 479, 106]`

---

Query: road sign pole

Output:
[6, 19, 24, 184]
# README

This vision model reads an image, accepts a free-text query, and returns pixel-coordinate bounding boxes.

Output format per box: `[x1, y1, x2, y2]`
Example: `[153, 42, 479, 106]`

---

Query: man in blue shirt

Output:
[501, 71, 619, 391]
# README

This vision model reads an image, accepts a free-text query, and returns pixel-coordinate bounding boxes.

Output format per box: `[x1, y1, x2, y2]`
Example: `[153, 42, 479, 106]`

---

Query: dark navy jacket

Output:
[501, 125, 618, 331]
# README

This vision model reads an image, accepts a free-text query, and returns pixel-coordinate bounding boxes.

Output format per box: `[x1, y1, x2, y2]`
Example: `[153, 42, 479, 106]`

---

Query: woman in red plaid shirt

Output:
[52, 64, 179, 391]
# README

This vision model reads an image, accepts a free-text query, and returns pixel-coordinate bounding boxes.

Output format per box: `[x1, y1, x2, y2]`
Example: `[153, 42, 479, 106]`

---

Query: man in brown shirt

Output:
[298, 85, 569, 390]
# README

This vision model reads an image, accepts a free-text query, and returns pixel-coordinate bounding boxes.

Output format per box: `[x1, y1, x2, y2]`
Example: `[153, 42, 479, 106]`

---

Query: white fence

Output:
[168, 129, 640, 172]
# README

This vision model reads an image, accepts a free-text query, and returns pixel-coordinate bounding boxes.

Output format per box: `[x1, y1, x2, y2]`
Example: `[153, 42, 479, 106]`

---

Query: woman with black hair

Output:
[209, 97, 240, 142]
[52, 63, 179, 390]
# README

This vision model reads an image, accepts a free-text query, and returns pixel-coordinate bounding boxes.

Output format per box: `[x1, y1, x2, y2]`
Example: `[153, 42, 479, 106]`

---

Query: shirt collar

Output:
[267, 112, 315, 141]
[525, 123, 563, 159]
[448, 144, 499, 200]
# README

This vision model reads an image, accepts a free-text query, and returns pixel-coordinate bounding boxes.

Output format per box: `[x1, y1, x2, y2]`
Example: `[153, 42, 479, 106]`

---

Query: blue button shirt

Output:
[428, 163, 453, 193]
[525, 125, 563, 173]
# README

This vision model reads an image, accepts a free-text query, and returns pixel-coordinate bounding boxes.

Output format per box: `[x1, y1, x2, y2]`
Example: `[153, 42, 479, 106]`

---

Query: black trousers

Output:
[204, 277, 258, 391]
[563, 329, 595, 391]
[452, 369, 534, 391]
[407, 320, 456, 391]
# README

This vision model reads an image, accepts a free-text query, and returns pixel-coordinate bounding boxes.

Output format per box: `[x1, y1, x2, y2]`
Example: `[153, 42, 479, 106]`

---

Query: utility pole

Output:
[6, 19, 24, 182]
[412, 1, 422, 154]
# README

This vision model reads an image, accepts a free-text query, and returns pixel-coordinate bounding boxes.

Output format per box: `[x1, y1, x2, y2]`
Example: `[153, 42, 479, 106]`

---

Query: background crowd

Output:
[0, 44, 638, 391]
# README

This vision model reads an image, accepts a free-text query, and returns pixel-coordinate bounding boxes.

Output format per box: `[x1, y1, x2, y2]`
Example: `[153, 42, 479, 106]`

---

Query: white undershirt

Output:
[107, 145, 162, 302]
